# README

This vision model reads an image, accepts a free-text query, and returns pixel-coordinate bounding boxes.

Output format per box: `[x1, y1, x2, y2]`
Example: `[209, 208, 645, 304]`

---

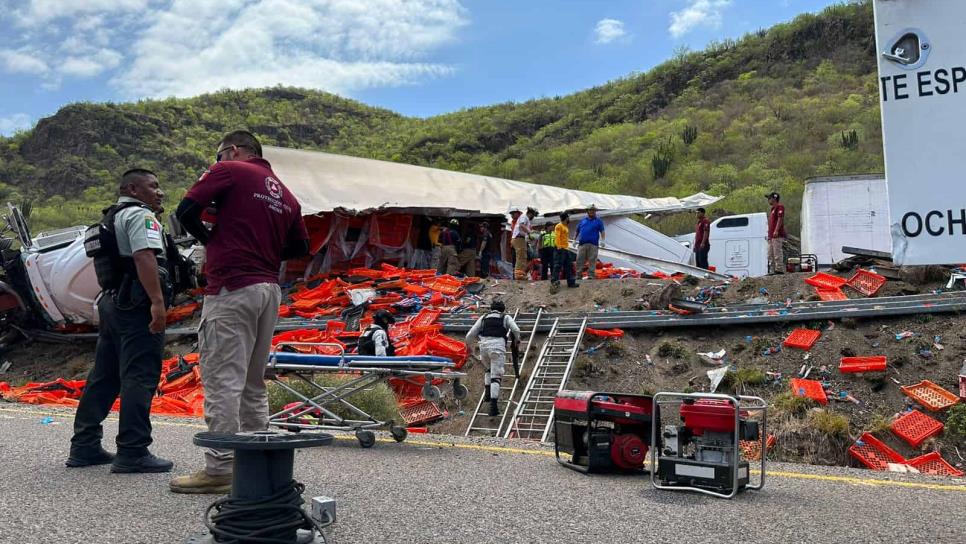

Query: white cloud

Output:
[0, 49, 49, 74]
[59, 48, 122, 77]
[593, 18, 627, 44]
[0, 113, 33, 136]
[0, 0, 468, 96]
[114, 0, 468, 98]
[11, 0, 149, 26]
[669, 0, 732, 38]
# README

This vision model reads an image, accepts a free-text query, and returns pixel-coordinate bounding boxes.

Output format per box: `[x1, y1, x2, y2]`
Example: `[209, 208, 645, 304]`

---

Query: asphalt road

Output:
[0, 405, 963, 544]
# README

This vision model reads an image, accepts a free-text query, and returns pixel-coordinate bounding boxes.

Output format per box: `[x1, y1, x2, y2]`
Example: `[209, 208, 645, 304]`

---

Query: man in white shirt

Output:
[510, 207, 537, 280]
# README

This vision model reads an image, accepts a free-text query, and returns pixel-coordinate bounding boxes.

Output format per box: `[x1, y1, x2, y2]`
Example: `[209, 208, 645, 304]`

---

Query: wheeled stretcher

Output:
[266, 343, 468, 447]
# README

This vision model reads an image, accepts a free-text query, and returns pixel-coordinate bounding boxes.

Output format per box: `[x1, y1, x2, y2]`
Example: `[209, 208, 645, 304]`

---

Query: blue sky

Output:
[0, 0, 844, 136]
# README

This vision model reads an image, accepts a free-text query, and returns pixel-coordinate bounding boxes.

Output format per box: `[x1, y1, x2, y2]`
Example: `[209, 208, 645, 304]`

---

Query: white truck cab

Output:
[676, 213, 769, 278]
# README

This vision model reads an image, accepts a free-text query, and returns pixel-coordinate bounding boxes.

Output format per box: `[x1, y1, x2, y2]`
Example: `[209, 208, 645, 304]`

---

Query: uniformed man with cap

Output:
[67, 168, 174, 474]
[465, 300, 521, 416]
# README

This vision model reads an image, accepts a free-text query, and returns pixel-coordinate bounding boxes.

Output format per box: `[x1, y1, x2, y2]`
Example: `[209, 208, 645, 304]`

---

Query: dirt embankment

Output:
[4, 270, 963, 470]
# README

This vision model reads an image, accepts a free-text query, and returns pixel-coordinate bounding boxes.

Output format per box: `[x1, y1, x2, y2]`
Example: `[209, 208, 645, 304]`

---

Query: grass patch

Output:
[604, 340, 627, 358]
[806, 409, 850, 438]
[864, 413, 893, 435]
[771, 392, 815, 418]
[946, 404, 966, 444]
[725, 367, 767, 391]
[657, 341, 688, 359]
[750, 337, 771, 355]
[267, 375, 400, 423]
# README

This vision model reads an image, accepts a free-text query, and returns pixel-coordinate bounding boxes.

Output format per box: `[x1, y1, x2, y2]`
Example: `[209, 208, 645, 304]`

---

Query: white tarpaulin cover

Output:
[263, 146, 720, 216]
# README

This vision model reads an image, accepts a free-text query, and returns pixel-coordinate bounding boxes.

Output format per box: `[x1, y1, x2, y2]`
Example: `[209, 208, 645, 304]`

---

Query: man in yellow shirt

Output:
[551, 212, 578, 288]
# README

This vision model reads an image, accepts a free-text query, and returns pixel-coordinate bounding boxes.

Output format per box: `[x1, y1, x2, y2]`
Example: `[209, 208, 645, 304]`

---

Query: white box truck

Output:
[675, 213, 769, 278]
[801, 174, 892, 266]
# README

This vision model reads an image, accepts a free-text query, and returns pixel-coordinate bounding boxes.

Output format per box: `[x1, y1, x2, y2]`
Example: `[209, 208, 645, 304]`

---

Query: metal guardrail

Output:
[31, 292, 966, 342]
[437, 292, 966, 332]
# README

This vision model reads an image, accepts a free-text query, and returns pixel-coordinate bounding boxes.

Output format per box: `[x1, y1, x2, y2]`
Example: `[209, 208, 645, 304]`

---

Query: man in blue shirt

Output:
[575, 205, 606, 279]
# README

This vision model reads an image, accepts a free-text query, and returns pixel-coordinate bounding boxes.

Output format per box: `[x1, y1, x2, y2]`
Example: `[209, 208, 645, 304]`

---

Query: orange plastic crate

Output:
[845, 269, 887, 297]
[891, 410, 944, 447]
[399, 400, 443, 426]
[900, 380, 960, 412]
[907, 452, 965, 477]
[805, 272, 847, 290]
[839, 356, 887, 373]
[783, 328, 822, 351]
[740, 434, 776, 461]
[849, 432, 906, 471]
[815, 287, 848, 301]
[790, 378, 828, 405]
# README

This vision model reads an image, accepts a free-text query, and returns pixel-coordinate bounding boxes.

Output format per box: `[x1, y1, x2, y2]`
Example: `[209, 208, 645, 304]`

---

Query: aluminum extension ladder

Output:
[503, 317, 587, 443]
[464, 309, 544, 437]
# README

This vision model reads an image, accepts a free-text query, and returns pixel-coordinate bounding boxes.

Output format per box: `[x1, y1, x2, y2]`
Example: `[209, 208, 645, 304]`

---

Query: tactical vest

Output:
[358, 325, 395, 356]
[480, 312, 508, 338]
[84, 202, 192, 297]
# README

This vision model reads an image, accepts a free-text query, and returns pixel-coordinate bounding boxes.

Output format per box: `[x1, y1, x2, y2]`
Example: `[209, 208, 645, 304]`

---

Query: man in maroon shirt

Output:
[694, 207, 711, 270]
[766, 192, 786, 275]
[170, 131, 308, 494]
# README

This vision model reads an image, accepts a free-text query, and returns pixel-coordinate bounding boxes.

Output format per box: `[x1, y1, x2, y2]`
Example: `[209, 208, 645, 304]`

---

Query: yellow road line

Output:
[3, 406, 963, 492]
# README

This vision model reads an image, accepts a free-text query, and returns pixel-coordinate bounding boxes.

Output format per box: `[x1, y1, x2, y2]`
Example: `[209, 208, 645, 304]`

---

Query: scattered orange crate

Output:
[783, 328, 822, 351]
[839, 356, 887, 373]
[790, 378, 828, 405]
[900, 380, 960, 412]
[845, 269, 887, 297]
[907, 452, 964, 477]
[849, 432, 905, 471]
[891, 410, 944, 447]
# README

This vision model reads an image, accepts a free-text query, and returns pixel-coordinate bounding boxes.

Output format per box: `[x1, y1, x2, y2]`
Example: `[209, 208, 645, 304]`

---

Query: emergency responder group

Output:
[66, 131, 310, 497]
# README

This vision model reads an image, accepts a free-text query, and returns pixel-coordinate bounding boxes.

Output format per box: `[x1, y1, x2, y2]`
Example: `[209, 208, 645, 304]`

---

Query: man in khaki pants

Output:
[171, 131, 308, 493]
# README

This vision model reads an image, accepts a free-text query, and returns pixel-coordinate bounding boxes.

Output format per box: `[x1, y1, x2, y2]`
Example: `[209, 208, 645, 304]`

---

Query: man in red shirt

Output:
[694, 207, 711, 270]
[766, 192, 786, 275]
[170, 131, 308, 494]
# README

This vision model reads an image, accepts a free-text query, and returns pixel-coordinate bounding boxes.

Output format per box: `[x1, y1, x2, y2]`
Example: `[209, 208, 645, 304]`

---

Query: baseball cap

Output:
[766, 192, 780, 200]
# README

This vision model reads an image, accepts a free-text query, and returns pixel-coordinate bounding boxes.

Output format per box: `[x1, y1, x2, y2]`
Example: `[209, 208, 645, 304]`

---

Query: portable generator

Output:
[553, 390, 656, 474]
[650, 392, 767, 498]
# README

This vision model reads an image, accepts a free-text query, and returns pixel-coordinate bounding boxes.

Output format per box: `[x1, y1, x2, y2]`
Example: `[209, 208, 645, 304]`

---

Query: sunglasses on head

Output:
[216, 144, 252, 162]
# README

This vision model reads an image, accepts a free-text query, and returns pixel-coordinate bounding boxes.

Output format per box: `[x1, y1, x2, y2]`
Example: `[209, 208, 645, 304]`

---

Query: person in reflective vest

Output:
[358, 310, 396, 357]
[465, 300, 521, 416]
[539, 223, 555, 280]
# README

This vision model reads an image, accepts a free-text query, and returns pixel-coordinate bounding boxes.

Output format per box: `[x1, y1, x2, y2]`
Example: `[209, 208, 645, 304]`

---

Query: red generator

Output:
[652, 393, 767, 498]
[553, 390, 656, 474]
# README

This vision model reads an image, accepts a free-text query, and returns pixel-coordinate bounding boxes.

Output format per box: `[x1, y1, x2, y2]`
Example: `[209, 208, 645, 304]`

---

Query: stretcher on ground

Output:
[266, 342, 468, 447]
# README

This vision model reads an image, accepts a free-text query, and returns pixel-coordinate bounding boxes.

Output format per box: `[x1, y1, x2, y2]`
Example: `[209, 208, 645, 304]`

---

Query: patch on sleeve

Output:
[198, 169, 211, 182]
[145, 217, 162, 240]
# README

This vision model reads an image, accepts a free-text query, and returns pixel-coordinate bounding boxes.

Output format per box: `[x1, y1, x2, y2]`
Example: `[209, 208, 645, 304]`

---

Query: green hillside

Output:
[0, 1, 882, 237]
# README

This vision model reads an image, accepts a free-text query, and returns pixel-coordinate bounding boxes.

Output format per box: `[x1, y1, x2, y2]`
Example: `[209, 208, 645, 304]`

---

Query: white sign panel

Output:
[875, 0, 966, 265]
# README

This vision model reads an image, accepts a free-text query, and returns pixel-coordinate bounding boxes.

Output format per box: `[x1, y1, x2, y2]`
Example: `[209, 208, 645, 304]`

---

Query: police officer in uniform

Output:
[465, 300, 521, 416]
[67, 169, 175, 473]
[357, 310, 396, 357]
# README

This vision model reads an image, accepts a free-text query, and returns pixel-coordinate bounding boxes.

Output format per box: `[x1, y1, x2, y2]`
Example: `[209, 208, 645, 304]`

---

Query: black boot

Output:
[483, 382, 491, 402]
[488, 399, 499, 417]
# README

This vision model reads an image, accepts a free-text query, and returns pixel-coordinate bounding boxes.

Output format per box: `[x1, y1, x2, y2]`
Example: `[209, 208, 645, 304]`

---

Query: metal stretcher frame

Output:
[649, 392, 767, 499]
[266, 342, 467, 446]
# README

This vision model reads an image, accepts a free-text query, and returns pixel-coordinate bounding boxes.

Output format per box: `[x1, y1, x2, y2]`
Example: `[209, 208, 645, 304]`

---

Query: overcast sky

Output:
[0, 0, 845, 136]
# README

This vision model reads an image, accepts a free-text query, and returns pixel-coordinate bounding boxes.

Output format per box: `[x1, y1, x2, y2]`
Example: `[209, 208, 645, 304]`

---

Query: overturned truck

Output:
[0, 146, 720, 333]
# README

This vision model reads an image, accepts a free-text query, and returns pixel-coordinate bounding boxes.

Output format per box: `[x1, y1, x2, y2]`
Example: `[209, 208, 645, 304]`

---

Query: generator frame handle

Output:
[649, 392, 767, 499]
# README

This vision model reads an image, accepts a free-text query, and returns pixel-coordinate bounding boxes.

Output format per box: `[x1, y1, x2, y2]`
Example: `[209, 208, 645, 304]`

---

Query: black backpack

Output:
[84, 202, 145, 291]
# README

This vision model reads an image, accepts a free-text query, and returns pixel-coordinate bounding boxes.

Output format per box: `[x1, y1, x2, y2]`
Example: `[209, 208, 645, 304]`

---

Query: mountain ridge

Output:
[0, 1, 881, 236]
